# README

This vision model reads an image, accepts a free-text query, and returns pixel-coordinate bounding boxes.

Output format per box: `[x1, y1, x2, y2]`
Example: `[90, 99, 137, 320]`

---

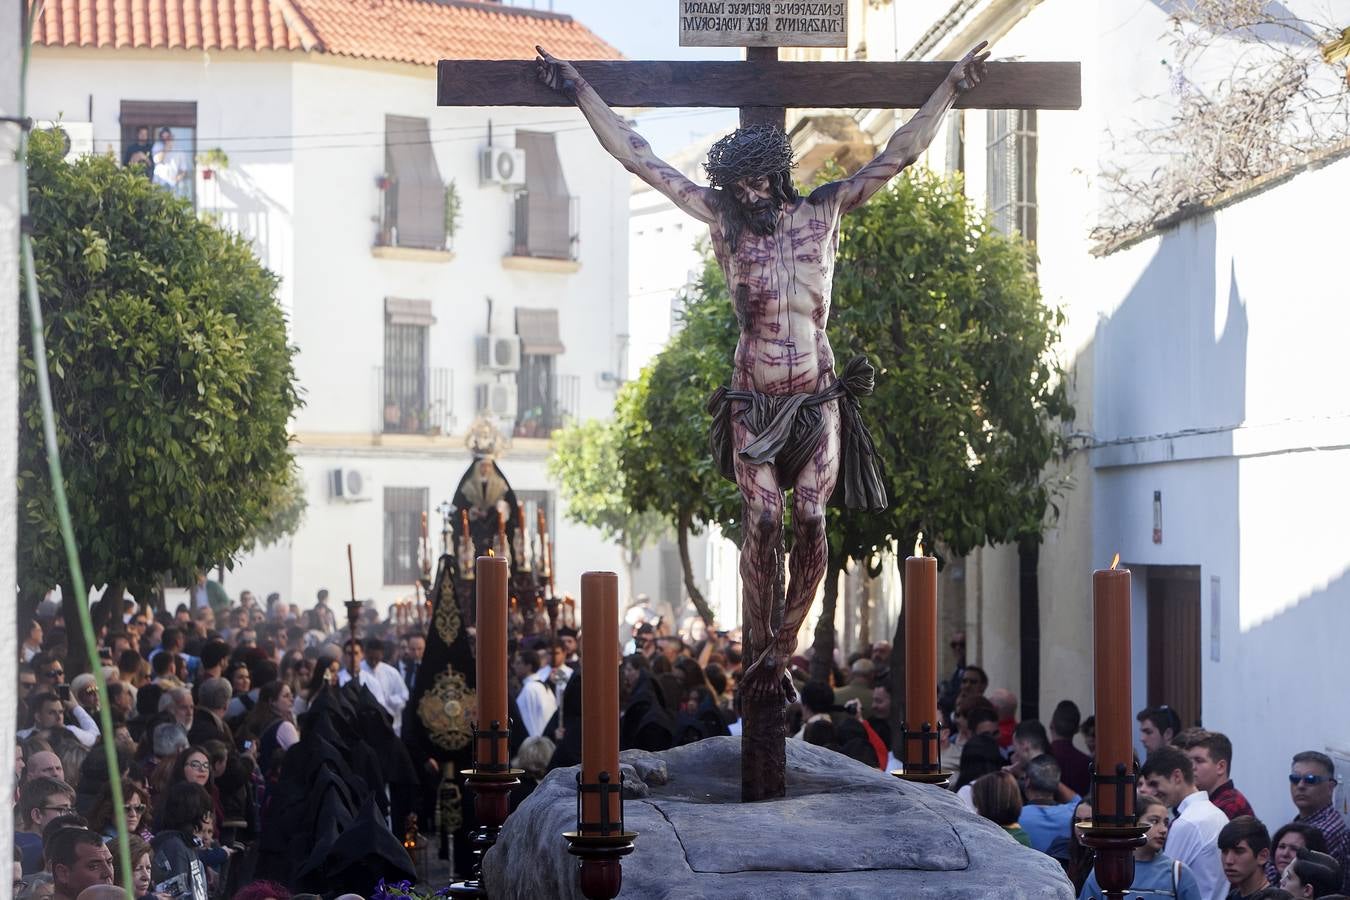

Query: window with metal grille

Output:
[515, 352, 556, 438]
[985, 109, 1037, 243]
[383, 318, 428, 434]
[384, 487, 428, 584]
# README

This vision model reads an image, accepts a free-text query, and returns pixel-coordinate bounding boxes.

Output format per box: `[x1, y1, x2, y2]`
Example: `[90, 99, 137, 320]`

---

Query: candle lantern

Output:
[1074, 557, 1148, 900]
[893, 546, 951, 786]
[447, 555, 522, 898]
[563, 572, 637, 900]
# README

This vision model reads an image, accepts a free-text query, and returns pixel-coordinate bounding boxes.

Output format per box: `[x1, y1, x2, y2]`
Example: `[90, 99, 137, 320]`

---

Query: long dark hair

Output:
[954, 733, 1005, 791]
[87, 778, 150, 836]
[713, 169, 800, 251]
[238, 680, 289, 745]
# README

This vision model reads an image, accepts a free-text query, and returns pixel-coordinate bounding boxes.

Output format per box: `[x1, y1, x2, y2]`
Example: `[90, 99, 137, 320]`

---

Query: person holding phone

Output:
[17, 691, 99, 748]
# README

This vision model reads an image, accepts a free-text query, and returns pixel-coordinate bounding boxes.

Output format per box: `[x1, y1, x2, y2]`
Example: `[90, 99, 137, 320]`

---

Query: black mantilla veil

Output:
[705, 125, 801, 251]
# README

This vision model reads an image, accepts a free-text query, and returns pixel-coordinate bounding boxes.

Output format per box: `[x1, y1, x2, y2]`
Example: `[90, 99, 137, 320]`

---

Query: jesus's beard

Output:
[742, 200, 780, 236]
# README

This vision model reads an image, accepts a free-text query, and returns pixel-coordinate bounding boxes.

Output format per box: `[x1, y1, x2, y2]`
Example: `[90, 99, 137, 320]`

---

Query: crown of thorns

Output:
[704, 125, 795, 189]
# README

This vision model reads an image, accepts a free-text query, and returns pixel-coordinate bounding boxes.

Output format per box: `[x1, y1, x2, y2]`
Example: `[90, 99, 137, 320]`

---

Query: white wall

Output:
[286, 60, 630, 436]
[1090, 154, 1350, 823]
[626, 135, 745, 625]
[3, 0, 24, 866]
[27, 48, 634, 609]
[274, 59, 632, 606]
[28, 48, 298, 317]
[629, 188, 702, 374]
[854, 0, 1350, 778]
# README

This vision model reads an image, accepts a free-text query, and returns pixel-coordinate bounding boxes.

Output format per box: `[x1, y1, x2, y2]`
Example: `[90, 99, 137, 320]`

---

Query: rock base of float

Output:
[481, 736, 1074, 899]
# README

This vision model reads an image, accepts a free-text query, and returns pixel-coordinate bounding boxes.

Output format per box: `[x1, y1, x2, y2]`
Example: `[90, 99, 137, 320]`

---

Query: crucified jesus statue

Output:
[537, 41, 989, 705]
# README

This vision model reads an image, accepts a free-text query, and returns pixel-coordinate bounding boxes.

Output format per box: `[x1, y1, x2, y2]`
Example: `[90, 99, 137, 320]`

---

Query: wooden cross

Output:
[437, 52, 1079, 132]
[437, 32, 1079, 804]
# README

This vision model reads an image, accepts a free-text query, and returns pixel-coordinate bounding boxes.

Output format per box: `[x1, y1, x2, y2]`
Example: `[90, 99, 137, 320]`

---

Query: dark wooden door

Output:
[1146, 566, 1202, 729]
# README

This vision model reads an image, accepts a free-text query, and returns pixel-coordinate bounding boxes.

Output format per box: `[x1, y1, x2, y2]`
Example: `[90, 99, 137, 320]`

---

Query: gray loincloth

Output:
[706, 355, 888, 511]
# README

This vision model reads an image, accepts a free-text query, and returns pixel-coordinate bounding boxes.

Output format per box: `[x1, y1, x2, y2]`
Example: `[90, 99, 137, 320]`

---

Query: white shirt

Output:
[18, 705, 100, 749]
[537, 664, 573, 708]
[364, 660, 409, 732]
[792, 712, 832, 741]
[338, 667, 390, 711]
[516, 673, 557, 738]
[1164, 789, 1228, 900]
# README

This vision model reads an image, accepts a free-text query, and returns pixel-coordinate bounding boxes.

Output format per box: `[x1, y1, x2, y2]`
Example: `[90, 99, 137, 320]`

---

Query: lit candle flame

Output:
[914, 532, 924, 557]
[1110, 553, 1120, 570]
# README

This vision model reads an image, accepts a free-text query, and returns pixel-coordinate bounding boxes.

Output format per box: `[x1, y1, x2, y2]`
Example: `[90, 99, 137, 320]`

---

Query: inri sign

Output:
[679, 0, 847, 48]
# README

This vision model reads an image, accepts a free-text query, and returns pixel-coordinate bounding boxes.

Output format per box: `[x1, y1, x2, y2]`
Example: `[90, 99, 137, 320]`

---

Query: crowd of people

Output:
[580, 625, 1345, 900]
[14, 585, 1349, 900]
[14, 588, 425, 899]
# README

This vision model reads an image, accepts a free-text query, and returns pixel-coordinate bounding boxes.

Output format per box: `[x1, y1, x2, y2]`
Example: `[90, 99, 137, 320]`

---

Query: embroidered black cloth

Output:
[706, 355, 887, 511]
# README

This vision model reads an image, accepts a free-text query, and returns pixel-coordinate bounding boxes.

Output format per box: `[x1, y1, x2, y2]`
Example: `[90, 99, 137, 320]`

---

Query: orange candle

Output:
[904, 553, 938, 770]
[581, 572, 621, 832]
[1093, 560, 1133, 822]
[475, 555, 509, 768]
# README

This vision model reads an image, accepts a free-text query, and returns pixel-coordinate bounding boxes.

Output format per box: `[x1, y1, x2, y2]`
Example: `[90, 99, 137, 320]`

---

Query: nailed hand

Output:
[951, 41, 991, 93]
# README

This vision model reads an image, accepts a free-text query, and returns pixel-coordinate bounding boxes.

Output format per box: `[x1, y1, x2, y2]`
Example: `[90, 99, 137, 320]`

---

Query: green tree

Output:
[618, 168, 1069, 666]
[548, 417, 667, 592]
[19, 131, 304, 639]
[826, 169, 1070, 694]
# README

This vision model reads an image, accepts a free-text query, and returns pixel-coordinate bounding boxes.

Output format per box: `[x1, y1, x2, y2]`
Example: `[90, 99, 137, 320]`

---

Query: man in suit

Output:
[399, 632, 425, 693]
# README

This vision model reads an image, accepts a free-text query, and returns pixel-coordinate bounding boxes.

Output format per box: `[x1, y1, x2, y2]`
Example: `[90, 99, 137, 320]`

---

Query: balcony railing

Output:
[512, 190, 579, 261]
[513, 373, 580, 438]
[376, 366, 453, 435]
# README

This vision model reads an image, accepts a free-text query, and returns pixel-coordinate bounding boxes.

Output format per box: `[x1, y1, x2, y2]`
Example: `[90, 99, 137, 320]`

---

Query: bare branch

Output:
[1094, 0, 1349, 244]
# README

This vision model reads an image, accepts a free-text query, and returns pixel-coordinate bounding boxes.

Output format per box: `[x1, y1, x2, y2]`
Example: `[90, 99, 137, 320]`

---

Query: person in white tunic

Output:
[513, 649, 557, 738]
[360, 637, 410, 733]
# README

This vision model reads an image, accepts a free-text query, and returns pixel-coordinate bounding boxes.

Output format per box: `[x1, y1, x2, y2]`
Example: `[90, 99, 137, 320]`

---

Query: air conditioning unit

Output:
[476, 381, 519, 420]
[329, 468, 371, 502]
[476, 334, 522, 372]
[480, 147, 526, 189]
[34, 121, 94, 162]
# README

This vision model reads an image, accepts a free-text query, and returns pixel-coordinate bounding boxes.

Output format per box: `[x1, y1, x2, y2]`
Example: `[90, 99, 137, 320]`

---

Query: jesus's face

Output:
[730, 174, 780, 236]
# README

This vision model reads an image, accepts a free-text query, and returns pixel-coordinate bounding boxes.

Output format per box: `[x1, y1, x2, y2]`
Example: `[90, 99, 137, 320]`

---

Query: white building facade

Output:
[625, 136, 746, 630]
[788, 0, 1350, 824]
[28, 0, 636, 607]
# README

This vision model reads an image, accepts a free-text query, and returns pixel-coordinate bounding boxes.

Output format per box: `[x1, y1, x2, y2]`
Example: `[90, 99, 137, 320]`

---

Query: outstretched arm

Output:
[537, 46, 718, 225]
[830, 43, 990, 214]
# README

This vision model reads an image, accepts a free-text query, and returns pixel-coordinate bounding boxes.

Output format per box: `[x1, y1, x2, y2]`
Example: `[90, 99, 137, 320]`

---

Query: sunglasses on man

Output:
[1289, 773, 1336, 786]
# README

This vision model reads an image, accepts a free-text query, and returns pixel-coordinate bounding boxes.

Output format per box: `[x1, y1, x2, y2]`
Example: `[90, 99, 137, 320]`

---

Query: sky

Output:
[542, 0, 741, 156]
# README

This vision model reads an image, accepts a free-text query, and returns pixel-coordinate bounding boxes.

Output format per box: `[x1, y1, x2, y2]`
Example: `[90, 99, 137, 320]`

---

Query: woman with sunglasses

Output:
[88, 779, 153, 842]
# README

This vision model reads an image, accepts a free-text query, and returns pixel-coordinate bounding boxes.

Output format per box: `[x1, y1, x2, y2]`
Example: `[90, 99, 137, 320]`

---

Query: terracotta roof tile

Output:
[31, 0, 620, 63]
